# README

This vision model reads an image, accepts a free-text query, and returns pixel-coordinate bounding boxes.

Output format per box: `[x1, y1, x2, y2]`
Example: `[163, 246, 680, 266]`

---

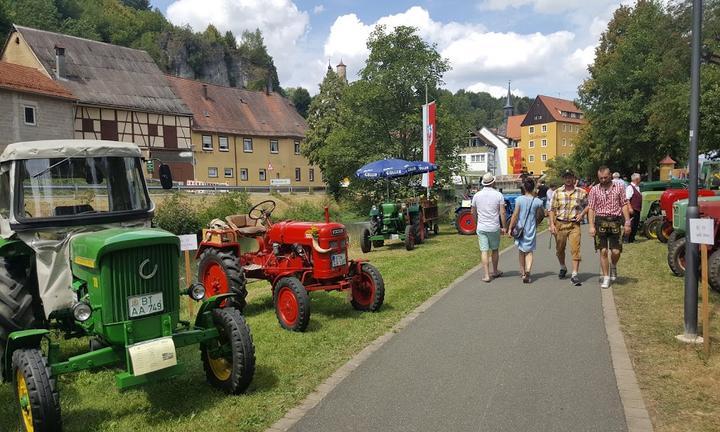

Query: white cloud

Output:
[478, 0, 625, 14]
[313, 4, 324, 14]
[467, 82, 524, 98]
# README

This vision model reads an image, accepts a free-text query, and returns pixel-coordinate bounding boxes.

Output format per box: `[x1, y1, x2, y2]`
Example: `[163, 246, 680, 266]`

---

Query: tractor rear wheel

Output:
[709, 249, 720, 292]
[370, 219, 384, 248]
[433, 223, 439, 235]
[656, 220, 673, 244]
[12, 348, 62, 432]
[273, 277, 310, 332]
[351, 263, 385, 312]
[360, 228, 372, 253]
[667, 235, 687, 276]
[201, 308, 255, 394]
[198, 249, 246, 309]
[0, 265, 41, 378]
[413, 218, 424, 245]
[455, 210, 475, 235]
[404, 224, 415, 251]
[643, 215, 662, 240]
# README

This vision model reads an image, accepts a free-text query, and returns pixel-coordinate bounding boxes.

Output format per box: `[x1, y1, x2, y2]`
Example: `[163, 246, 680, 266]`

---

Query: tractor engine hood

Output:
[70, 228, 180, 270]
[268, 221, 347, 247]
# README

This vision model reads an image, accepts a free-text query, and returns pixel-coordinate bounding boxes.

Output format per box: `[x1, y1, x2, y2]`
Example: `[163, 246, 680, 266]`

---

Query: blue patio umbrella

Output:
[355, 158, 438, 198]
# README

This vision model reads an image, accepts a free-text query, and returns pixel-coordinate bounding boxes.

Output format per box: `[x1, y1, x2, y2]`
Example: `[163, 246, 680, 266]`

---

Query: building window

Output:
[562, 124, 567, 132]
[528, 155, 535, 162]
[82, 118, 94, 132]
[270, 139, 279, 153]
[541, 124, 547, 132]
[219, 136, 229, 152]
[295, 168, 301, 181]
[259, 169, 267, 181]
[309, 168, 315, 182]
[529, 140, 535, 148]
[240, 168, 248, 181]
[23, 106, 36, 126]
[541, 154, 547, 161]
[243, 138, 253, 152]
[294, 140, 301, 154]
[529, 126, 535, 134]
[541, 139, 547, 147]
[202, 135, 213, 151]
[208, 167, 218, 178]
[224, 168, 233, 177]
[148, 124, 158, 136]
[562, 138, 567, 146]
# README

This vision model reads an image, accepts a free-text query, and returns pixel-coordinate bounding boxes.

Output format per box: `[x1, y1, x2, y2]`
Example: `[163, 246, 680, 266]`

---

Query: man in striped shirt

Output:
[588, 166, 631, 288]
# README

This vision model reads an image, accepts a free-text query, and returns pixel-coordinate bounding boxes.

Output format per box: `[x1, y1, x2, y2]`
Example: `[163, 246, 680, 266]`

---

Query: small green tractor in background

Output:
[0, 140, 255, 432]
[361, 201, 424, 252]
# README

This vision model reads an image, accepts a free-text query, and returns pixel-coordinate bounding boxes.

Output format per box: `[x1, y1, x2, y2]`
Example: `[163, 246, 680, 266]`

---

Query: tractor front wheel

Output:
[433, 223, 439, 235]
[414, 219, 425, 245]
[360, 228, 372, 253]
[351, 263, 385, 312]
[667, 235, 687, 276]
[201, 308, 256, 394]
[643, 215, 662, 240]
[404, 224, 415, 251]
[12, 348, 62, 432]
[656, 220, 673, 244]
[709, 249, 720, 292]
[455, 210, 475, 235]
[273, 277, 310, 331]
[198, 249, 246, 309]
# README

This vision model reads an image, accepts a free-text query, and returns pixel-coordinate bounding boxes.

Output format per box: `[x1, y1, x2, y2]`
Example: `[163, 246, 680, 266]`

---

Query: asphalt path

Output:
[289, 227, 627, 432]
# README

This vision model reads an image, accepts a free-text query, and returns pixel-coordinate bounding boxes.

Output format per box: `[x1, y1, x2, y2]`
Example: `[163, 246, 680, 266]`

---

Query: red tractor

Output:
[653, 188, 716, 243]
[196, 200, 385, 332]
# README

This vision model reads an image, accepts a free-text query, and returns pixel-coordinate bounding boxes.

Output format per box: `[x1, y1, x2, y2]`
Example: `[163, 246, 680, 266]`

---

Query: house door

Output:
[163, 126, 177, 148]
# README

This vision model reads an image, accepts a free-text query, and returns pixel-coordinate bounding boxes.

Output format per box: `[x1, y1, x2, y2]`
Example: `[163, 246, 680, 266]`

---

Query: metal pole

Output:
[425, 82, 430, 200]
[683, 0, 702, 339]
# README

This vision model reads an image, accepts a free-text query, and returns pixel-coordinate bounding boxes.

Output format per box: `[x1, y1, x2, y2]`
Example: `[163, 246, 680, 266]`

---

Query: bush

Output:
[154, 193, 203, 235]
[197, 192, 252, 225]
[276, 199, 342, 222]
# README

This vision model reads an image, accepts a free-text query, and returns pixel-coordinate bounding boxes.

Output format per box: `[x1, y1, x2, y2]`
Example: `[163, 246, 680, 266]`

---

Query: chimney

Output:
[54, 45, 65, 79]
[202, 84, 208, 99]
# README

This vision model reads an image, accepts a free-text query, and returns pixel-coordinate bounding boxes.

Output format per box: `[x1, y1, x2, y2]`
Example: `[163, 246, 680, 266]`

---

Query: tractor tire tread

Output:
[667, 236, 687, 276]
[12, 348, 62, 432]
[202, 308, 256, 394]
[360, 228, 372, 253]
[352, 263, 385, 312]
[709, 249, 720, 292]
[273, 277, 310, 332]
[198, 249, 247, 309]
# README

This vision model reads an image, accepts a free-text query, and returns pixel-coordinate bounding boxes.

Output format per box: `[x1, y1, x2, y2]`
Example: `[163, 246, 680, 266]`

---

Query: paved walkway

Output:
[287, 229, 629, 432]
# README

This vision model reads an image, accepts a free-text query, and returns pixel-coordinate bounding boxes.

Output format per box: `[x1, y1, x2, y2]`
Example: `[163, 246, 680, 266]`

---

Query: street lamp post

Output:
[680, 0, 703, 342]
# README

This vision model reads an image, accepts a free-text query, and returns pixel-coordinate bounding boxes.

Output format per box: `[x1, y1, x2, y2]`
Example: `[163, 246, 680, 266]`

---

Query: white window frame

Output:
[562, 138, 567, 146]
[218, 136, 229, 152]
[240, 168, 248, 181]
[23, 105, 37, 126]
[259, 169, 267, 181]
[224, 167, 233, 177]
[541, 139, 547, 147]
[270, 139, 279, 154]
[202, 135, 213, 151]
[541, 154, 547, 161]
[529, 126, 535, 134]
[294, 140, 301, 155]
[309, 168, 315, 182]
[529, 140, 535, 148]
[562, 124, 567, 132]
[528, 155, 535, 162]
[541, 124, 547, 132]
[243, 138, 253, 152]
[208, 167, 218, 178]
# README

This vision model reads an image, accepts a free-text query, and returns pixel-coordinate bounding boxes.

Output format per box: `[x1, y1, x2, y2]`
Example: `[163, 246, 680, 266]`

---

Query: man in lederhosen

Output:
[588, 166, 631, 289]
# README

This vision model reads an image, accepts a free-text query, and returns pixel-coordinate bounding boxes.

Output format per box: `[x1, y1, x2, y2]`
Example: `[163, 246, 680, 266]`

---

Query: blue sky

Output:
[150, 0, 632, 99]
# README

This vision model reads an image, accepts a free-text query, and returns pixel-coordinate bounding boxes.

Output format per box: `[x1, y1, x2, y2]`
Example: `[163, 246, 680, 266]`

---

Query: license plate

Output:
[331, 253, 347, 267]
[390, 234, 399, 240]
[128, 337, 177, 376]
[128, 292, 163, 318]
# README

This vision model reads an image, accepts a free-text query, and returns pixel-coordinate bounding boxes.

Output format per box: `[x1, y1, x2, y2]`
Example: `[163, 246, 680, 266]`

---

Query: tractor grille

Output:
[102, 245, 179, 323]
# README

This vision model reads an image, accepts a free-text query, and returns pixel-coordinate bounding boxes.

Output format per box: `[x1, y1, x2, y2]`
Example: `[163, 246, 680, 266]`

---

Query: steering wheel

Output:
[249, 200, 276, 221]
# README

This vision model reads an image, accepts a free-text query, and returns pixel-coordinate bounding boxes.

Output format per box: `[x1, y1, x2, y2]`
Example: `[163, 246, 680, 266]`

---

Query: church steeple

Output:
[503, 80, 514, 118]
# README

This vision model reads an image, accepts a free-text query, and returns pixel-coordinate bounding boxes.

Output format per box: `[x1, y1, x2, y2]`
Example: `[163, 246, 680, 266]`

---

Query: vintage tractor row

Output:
[360, 198, 439, 252]
[455, 193, 519, 235]
[197, 200, 385, 332]
[0, 140, 255, 432]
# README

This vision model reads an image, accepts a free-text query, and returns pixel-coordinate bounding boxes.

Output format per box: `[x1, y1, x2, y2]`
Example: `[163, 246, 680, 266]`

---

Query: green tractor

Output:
[0, 140, 255, 431]
[361, 201, 423, 252]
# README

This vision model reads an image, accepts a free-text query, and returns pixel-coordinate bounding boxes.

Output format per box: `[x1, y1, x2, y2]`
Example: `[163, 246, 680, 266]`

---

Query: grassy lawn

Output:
[0, 226, 511, 432]
[613, 238, 720, 432]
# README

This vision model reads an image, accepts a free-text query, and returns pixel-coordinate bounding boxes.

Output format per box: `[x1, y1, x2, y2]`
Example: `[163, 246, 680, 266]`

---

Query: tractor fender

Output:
[2, 329, 50, 382]
[271, 272, 305, 290]
[369, 207, 380, 217]
[0, 237, 34, 259]
[193, 293, 238, 328]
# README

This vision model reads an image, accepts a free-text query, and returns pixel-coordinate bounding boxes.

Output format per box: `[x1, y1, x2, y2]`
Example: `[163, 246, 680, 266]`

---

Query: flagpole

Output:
[425, 83, 430, 200]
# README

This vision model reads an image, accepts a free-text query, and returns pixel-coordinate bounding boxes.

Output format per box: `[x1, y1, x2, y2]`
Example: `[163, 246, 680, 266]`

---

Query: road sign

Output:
[270, 178, 291, 186]
[689, 218, 714, 245]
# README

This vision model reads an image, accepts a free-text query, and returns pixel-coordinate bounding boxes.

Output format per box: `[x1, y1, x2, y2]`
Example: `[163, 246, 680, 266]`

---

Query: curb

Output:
[266, 238, 517, 432]
[601, 287, 654, 432]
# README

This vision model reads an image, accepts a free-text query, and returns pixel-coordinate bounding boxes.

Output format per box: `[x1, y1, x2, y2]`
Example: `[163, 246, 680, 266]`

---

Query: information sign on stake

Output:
[178, 234, 198, 316]
[689, 218, 714, 245]
[689, 218, 713, 356]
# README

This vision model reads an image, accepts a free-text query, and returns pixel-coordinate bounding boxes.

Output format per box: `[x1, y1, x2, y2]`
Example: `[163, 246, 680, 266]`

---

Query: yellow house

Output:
[167, 76, 321, 188]
[517, 95, 585, 174]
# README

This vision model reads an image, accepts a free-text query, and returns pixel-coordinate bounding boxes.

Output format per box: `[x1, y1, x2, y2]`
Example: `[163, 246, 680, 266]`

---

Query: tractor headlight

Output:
[372, 205, 377, 211]
[401, 203, 407, 209]
[72, 302, 92, 322]
[188, 283, 206, 301]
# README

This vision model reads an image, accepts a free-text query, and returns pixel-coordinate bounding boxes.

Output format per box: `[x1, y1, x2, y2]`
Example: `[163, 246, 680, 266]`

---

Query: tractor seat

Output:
[226, 214, 267, 236]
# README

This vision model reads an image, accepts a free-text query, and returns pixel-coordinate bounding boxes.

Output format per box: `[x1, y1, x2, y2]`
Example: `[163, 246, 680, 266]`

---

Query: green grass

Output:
[1, 227, 511, 432]
[612, 238, 720, 432]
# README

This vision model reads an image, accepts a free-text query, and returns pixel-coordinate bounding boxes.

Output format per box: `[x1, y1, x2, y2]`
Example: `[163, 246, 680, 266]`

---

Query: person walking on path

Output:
[508, 177, 544, 283]
[537, 180, 549, 208]
[471, 172, 507, 283]
[588, 166, 631, 289]
[612, 172, 626, 187]
[549, 169, 588, 286]
[625, 173, 642, 243]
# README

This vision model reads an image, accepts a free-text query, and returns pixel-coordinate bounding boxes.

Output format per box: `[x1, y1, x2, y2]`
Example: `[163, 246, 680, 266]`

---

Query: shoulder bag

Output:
[511, 197, 537, 240]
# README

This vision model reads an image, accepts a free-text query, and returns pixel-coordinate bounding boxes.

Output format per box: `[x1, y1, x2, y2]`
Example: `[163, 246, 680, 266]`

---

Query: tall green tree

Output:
[1, 0, 61, 31]
[286, 87, 312, 118]
[577, 0, 685, 179]
[239, 28, 280, 92]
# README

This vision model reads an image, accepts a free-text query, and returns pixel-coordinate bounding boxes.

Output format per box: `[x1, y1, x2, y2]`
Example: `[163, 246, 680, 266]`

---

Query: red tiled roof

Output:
[166, 75, 306, 138]
[506, 114, 525, 140]
[538, 95, 585, 124]
[659, 155, 676, 165]
[0, 61, 75, 100]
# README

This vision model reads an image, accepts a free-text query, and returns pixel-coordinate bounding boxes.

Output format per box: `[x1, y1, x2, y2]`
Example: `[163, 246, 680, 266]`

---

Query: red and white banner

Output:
[422, 101, 436, 188]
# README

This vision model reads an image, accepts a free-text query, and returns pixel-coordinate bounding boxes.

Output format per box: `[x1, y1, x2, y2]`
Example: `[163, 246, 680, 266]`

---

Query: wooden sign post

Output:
[689, 218, 714, 356]
[178, 234, 199, 318]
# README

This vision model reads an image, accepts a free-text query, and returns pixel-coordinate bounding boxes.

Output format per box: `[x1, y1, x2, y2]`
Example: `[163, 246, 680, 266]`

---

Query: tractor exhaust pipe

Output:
[324, 206, 330, 223]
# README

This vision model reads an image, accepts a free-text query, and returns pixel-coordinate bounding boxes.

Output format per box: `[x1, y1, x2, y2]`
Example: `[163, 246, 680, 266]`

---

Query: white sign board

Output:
[128, 337, 177, 376]
[689, 218, 715, 245]
[271, 178, 291, 186]
[178, 234, 198, 251]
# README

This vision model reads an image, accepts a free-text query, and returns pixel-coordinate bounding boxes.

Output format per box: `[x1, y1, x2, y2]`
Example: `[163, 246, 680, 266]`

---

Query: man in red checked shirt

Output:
[587, 166, 631, 289]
